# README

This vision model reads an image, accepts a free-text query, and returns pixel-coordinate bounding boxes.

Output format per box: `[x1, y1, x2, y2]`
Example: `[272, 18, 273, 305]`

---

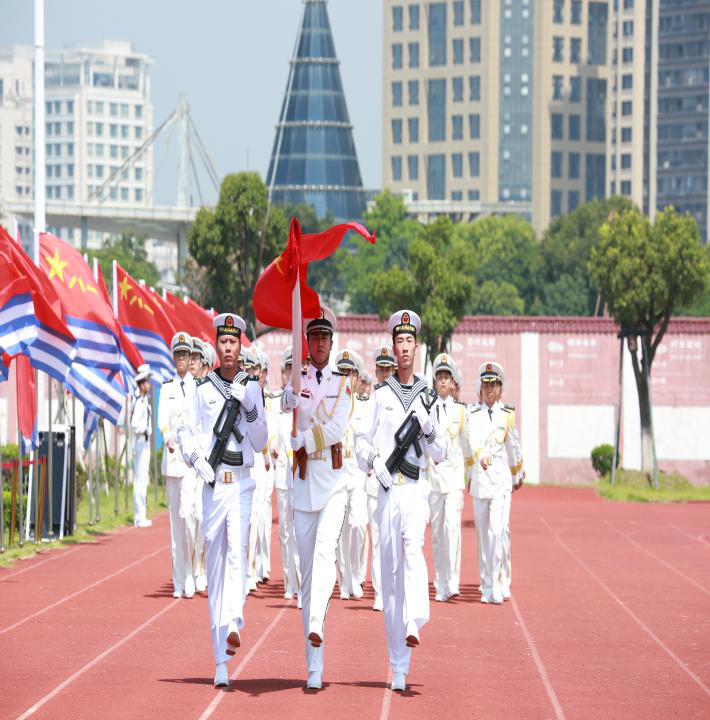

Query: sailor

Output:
[255, 348, 275, 585]
[281, 305, 353, 691]
[270, 346, 301, 600]
[189, 337, 205, 378]
[334, 348, 369, 601]
[428, 353, 467, 602]
[464, 362, 524, 605]
[365, 344, 397, 612]
[158, 332, 198, 597]
[355, 311, 445, 693]
[131, 363, 153, 528]
[177, 312, 267, 688]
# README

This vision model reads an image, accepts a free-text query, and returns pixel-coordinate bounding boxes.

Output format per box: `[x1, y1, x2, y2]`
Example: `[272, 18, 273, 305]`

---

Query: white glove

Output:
[230, 380, 247, 404]
[284, 386, 300, 410]
[413, 399, 433, 436]
[372, 455, 393, 490]
[194, 457, 215, 485]
[290, 430, 305, 451]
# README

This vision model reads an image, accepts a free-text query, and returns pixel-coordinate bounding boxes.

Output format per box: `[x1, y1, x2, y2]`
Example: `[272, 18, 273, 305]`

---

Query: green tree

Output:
[369, 216, 474, 362]
[589, 206, 710, 476]
[469, 280, 525, 315]
[535, 196, 634, 315]
[187, 172, 288, 327]
[88, 231, 160, 293]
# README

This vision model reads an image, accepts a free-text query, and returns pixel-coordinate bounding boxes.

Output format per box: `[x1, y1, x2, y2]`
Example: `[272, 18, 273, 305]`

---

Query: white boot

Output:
[306, 670, 322, 689]
[214, 662, 229, 688]
[391, 671, 406, 691]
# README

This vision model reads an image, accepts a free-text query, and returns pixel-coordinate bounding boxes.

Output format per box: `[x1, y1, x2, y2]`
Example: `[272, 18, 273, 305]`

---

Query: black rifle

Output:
[383, 388, 437, 491]
[206, 396, 244, 486]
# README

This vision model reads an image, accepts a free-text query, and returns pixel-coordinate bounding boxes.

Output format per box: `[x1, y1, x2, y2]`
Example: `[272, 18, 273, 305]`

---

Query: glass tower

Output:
[266, 0, 366, 221]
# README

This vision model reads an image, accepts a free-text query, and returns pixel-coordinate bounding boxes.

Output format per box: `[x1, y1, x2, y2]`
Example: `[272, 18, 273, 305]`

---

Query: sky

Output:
[1, 0, 383, 206]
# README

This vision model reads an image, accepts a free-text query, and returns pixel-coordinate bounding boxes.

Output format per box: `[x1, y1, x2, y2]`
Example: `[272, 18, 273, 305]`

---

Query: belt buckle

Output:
[394, 473, 407, 486]
[223, 471, 233, 484]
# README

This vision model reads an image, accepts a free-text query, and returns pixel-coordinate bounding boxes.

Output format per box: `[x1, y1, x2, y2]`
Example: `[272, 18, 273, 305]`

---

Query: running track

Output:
[1, 487, 708, 719]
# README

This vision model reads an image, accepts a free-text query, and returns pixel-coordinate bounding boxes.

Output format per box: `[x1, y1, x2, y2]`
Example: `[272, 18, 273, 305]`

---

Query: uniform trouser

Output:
[337, 481, 368, 595]
[293, 489, 348, 673]
[378, 482, 430, 675]
[499, 492, 512, 595]
[429, 489, 464, 596]
[247, 474, 263, 583]
[132, 439, 150, 525]
[166, 476, 189, 592]
[257, 470, 275, 578]
[276, 487, 300, 594]
[472, 493, 509, 598]
[178, 471, 204, 584]
[202, 474, 255, 664]
[367, 494, 382, 604]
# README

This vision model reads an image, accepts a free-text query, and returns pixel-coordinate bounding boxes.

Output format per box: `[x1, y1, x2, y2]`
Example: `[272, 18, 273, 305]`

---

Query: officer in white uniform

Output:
[428, 353, 467, 602]
[177, 312, 267, 688]
[355, 311, 445, 693]
[464, 362, 524, 605]
[334, 349, 369, 600]
[255, 348, 275, 584]
[189, 337, 205, 378]
[131, 363, 152, 527]
[158, 332, 198, 597]
[281, 306, 353, 691]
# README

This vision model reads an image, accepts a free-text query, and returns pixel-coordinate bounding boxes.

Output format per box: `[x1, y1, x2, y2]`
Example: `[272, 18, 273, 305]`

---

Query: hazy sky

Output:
[1, 0, 383, 205]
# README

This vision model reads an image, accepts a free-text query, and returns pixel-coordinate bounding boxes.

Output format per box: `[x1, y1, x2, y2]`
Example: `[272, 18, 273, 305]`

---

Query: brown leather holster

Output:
[295, 448, 308, 480]
[295, 442, 343, 479]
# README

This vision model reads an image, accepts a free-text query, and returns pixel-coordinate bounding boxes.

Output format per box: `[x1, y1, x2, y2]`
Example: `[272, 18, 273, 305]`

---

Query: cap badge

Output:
[225, 316, 234, 327]
[486, 363, 493, 373]
[401, 311, 410, 324]
[178, 334, 185, 343]
[343, 351, 350, 360]
[442, 354, 448, 364]
[382, 348, 388, 356]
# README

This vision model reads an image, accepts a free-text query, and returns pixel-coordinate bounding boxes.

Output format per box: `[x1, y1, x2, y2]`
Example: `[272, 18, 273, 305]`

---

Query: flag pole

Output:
[290, 269, 302, 479]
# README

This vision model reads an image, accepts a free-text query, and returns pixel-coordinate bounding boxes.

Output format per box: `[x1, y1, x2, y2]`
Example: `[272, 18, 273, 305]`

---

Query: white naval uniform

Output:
[337, 391, 369, 599]
[257, 394, 277, 580]
[131, 392, 152, 526]
[177, 370, 267, 663]
[355, 375, 445, 675]
[282, 365, 353, 674]
[465, 401, 524, 602]
[247, 442, 270, 589]
[366, 462, 383, 610]
[427, 395, 467, 599]
[158, 372, 197, 595]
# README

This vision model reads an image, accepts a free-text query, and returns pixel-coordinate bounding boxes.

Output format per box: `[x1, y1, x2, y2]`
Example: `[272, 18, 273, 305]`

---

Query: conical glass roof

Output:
[266, 0, 367, 221]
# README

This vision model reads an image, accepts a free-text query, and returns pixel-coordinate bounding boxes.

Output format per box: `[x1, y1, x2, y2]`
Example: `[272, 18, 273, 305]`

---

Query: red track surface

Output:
[1, 487, 708, 720]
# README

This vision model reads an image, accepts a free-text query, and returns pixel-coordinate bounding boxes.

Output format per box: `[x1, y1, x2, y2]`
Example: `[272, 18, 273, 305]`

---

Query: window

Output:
[67, 142, 74, 156]
[95, 122, 104, 137]
[454, 0, 464, 25]
[570, 76, 581, 102]
[621, 127, 632, 143]
[585, 153, 606, 200]
[622, 74, 633, 90]
[409, 42, 420, 68]
[392, 119, 403, 144]
[621, 154, 632, 169]
[568, 191, 580, 211]
[468, 151, 480, 177]
[622, 47, 633, 63]
[554, 0, 564, 23]
[393, 44, 403, 70]
[47, 164, 53, 178]
[46, 186, 53, 199]
[110, 102, 118, 117]
[571, 38, 581, 63]
[589, 3, 608, 64]
[586, 78, 606, 141]
[393, 5, 403, 31]
[95, 101, 104, 114]
[87, 100, 93, 113]
[426, 154, 446, 199]
[468, 189, 480, 200]
[135, 126, 143, 140]
[67, 185, 74, 200]
[569, 152, 580, 178]
[551, 190, 563, 217]
[391, 156, 402, 181]
[408, 117, 419, 143]
[135, 167, 143, 181]
[121, 187, 129, 201]
[551, 113, 564, 139]
[470, 0, 481, 24]
[427, 78, 446, 142]
[452, 191, 463, 201]
[121, 146, 129, 159]
[121, 103, 129, 118]
[135, 189, 143, 202]
[409, 4, 419, 30]
[453, 76, 463, 102]
[408, 155, 419, 180]
[621, 100, 632, 116]
[452, 114, 463, 140]
[620, 180, 631, 195]
[95, 144, 104, 157]
[110, 144, 118, 159]
[408, 80, 419, 105]
[54, 101, 60, 114]
[110, 188, 118, 200]
[553, 37, 564, 62]
[428, 3, 447, 66]
[469, 37, 481, 63]
[66, 121, 74, 135]
[67, 100, 74, 114]
[96, 165, 104, 179]
[392, 81, 403, 107]
[551, 151, 563, 178]
[121, 125, 129, 139]
[110, 124, 118, 138]
[135, 104, 143, 119]
[452, 152, 463, 177]
[569, 114, 581, 141]
[571, 0, 582, 24]
[553, 75, 564, 100]
[66, 163, 74, 178]
[468, 113, 480, 138]
[622, 20, 633, 36]
[453, 38, 464, 65]
[46, 101, 52, 115]
[469, 75, 480, 101]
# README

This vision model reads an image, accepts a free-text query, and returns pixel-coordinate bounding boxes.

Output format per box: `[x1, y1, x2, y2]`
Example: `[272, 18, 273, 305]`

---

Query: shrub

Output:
[591, 443, 617, 477]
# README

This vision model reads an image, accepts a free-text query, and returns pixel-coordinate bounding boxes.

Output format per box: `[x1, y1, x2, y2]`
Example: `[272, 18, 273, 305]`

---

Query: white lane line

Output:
[378, 669, 393, 720]
[0, 544, 169, 635]
[17, 598, 181, 720]
[606, 522, 710, 597]
[510, 596, 566, 720]
[542, 517, 710, 698]
[197, 601, 293, 720]
[668, 523, 710, 548]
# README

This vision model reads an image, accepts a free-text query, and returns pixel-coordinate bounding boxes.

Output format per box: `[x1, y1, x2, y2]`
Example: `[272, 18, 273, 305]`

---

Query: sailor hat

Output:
[387, 309, 420, 339]
[282, 345, 293, 368]
[374, 343, 396, 367]
[213, 312, 246, 339]
[304, 305, 336, 336]
[433, 353, 456, 376]
[171, 332, 192, 354]
[255, 347, 269, 370]
[478, 361, 504, 385]
[191, 337, 206, 358]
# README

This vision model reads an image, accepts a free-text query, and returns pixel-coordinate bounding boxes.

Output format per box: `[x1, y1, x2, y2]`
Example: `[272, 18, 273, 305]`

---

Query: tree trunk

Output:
[629, 340, 656, 478]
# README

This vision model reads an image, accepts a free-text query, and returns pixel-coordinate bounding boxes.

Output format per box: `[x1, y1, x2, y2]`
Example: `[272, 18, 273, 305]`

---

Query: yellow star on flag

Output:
[45, 249, 69, 282]
[118, 275, 132, 300]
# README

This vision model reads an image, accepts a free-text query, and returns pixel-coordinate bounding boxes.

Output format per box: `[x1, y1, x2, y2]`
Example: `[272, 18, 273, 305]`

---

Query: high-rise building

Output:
[266, 0, 367, 221]
[382, 0, 612, 233]
[608, 0, 709, 243]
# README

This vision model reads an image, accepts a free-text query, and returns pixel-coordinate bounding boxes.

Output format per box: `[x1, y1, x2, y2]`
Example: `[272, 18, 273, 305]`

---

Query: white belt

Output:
[215, 466, 252, 484]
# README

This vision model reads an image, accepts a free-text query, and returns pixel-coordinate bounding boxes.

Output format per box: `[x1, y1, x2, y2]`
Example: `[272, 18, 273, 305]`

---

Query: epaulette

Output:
[357, 394, 370, 401]
[470, 406, 482, 414]
[162, 378, 174, 385]
[332, 370, 345, 376]
[374, 381, 386, 390]
[196, 377, 209, 386]
[502, 403, 515, 413]
[454, 400, 465, 406]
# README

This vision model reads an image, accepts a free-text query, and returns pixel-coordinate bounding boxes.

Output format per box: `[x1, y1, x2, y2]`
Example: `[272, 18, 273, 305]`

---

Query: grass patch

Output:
[597, 469, 710, 503]
[0, 482, 167, 568]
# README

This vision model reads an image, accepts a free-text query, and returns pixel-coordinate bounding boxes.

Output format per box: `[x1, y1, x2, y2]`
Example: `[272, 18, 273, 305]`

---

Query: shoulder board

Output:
[454, 400, 465, 406]
[332, 370, 345, 377]
[504, 403, 515, 411]
[162, 378, 174, 385]
[374, 381, 386, 390]
[196, 377, 209, 387]
[470, 406, 482, 414]
[357, 394, 370, 401]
